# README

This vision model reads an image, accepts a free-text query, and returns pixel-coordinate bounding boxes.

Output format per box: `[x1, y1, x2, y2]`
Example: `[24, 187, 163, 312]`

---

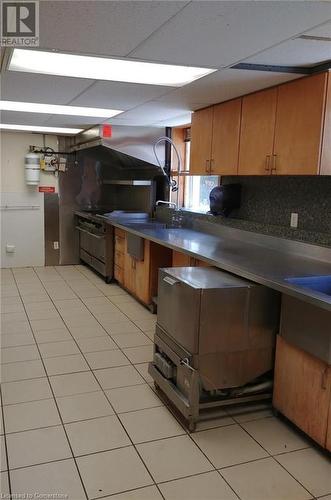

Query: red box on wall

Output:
[39, 186, 55, 193]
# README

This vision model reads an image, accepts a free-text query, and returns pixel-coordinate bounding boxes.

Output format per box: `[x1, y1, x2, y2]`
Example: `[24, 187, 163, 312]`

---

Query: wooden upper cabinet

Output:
[321, 73, 331, 175]
[190, 71, 331, 176]
[211, 99, 241, 175]
[190, 107, 213, 175]
[273, 72, 328, 175]
[238, 88, 277, 175]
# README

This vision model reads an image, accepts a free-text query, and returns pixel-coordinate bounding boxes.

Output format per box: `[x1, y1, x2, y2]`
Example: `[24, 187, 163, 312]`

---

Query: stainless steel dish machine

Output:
[148, 267, 280, 430]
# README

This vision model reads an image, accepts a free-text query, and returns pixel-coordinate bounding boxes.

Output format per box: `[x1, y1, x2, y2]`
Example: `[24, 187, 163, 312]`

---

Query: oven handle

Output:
[75, 226, 104, 239]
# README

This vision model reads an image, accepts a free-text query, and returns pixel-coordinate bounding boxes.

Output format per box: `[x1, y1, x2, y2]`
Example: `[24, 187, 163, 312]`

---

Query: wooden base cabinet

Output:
[114, 228, 172, 306]
[172, 250, 211, 267]
[273, 336, 331, 449]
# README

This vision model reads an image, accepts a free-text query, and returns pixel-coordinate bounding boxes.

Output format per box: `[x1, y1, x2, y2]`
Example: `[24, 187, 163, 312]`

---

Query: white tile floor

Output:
[1, 265, 331, 500]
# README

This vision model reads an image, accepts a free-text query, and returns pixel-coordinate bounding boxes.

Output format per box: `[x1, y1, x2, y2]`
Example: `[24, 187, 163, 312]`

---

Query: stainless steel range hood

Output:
[70, 125, 166, 180]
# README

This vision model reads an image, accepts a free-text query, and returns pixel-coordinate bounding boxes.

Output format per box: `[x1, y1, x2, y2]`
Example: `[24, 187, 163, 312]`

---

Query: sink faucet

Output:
[156, 200, 177, 209]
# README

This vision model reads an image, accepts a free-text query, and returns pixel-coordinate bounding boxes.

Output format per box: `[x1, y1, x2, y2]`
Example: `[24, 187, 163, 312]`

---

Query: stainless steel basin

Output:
[285, 275, 331, 297]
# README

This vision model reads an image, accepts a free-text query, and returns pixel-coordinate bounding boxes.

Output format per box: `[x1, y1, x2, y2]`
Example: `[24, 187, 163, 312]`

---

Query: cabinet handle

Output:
[205, 159, 210, 173]
[265, 155, 271, 172]
[271, 154, 277, 174]
[210, 159, 215, 173]
[321, 367, 328, 390]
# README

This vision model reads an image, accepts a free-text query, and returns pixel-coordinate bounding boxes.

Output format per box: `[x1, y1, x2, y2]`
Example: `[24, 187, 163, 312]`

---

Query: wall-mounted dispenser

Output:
[24, 151, 41, 185]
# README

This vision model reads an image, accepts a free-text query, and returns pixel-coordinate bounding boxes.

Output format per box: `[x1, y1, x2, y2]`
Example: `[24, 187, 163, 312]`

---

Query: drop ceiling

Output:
[1, 0, 331, 131]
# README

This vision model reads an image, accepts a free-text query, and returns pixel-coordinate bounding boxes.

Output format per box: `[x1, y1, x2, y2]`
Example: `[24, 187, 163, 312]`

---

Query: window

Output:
[170, 126, 219, 212]
[184, 175, 219, 212]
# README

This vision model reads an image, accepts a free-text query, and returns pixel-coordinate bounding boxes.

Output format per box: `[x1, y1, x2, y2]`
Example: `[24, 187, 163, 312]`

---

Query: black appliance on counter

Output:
[209, 183, 241, 216]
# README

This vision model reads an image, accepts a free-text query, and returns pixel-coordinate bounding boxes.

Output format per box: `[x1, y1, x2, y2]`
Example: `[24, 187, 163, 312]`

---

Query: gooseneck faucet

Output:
[156, 200, 177, 209]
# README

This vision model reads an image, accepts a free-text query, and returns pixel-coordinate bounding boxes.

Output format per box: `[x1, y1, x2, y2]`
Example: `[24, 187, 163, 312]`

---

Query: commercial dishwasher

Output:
[148, 267, 280, 430]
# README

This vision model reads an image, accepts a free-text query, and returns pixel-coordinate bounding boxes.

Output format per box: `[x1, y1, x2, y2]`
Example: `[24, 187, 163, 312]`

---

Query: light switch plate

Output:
[53, 241, 59, 250]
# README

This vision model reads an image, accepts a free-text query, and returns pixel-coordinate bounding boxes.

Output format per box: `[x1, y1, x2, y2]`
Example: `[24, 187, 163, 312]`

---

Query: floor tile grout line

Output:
[51, 267, 154, 374]
[10, 268, 90, 500]
[50, 266, 151, 361]
[31, 265, 165, 499]
[3, 399, 166, 435]
[63, 265, 156, 339]
[39, 266, 267, 499]
[0, 268, 16, 495]
[231, 411, 316, 498]
[10, 266, 319, 499]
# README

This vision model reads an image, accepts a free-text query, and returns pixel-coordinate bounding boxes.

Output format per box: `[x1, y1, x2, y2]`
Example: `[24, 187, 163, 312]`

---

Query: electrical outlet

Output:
[290, 213, 298, 228]
[53, 241, 59, 250]
[6, 244, 15, 253]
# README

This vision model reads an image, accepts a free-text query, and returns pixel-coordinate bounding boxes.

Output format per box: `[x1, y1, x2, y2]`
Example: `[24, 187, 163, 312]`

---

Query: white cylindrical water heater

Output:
[25, 152, 40, 185]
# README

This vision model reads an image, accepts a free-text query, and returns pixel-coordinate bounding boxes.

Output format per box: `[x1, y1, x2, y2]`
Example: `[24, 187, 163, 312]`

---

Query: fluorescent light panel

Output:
[9, 49, 216, 87]
[0, 100, 123, 118]
[0, 123, 82, 135]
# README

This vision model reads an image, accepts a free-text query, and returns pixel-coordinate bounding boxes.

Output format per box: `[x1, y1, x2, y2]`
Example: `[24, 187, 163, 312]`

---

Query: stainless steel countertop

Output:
[107, 218, 331, 312]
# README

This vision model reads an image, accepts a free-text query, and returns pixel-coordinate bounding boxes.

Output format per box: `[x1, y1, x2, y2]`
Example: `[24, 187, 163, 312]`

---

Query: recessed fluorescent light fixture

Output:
[0, 124, 82, 135]
[9, 49, 216, 87]
[0, 100, 123, 118]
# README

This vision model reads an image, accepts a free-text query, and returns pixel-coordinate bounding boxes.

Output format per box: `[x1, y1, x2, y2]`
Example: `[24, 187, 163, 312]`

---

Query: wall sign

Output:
[38, 186, 55, 193]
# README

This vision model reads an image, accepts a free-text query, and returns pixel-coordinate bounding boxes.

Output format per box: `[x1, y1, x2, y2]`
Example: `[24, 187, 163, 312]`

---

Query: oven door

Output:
[76, 227, 106, 263]
[157, 269, 200, 354]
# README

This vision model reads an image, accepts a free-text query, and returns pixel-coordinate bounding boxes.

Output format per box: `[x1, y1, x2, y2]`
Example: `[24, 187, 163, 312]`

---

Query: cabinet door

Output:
[273, 73, 327, 175]
[190, 107, 213, 175]
[273, 336, 331, 447]
[320, 72, 331, 175]
[211, 98, 241, 175]
[123, 250, 135, 293]
[134, 240, 151, 304]
[149, 243, 173, 298]
[238, 88, 277, 175]
[172, 250, 194, 267]
[194, 259, 211, 267]
[326, 390, 331, 452]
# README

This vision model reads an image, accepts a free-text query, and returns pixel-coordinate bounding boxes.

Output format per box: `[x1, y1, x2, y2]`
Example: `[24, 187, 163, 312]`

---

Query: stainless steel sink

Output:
[285, 275, 331, 297]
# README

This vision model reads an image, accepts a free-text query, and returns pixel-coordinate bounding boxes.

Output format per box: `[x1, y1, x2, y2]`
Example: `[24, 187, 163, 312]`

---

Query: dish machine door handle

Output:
[163, 276, 180, 286]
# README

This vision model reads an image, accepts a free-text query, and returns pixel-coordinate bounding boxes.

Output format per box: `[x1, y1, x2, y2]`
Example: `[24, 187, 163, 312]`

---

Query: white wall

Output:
[1, 131, 58, 268]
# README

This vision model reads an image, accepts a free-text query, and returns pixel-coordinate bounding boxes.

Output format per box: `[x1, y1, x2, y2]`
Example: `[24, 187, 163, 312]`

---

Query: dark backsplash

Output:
[158, 176, 331, 247]
[223, 176, 331, 234]
[220, 176, 331, 246]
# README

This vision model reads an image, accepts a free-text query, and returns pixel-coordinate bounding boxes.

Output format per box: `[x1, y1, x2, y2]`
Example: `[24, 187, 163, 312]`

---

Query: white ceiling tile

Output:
[1, 72, 94, 104]
[130, 1, 331, 67]
[39, 0, 187, 56]
[108, 101, 189, 126]
[69, 81, 172, 110]
[154, 113, 192, 127]
[43, 115, 103, 128]
[0, 111, 53, 125]
[156, 69, 302, 110]
[304, 20, 331, 38]
[245, 38, 331, 67]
